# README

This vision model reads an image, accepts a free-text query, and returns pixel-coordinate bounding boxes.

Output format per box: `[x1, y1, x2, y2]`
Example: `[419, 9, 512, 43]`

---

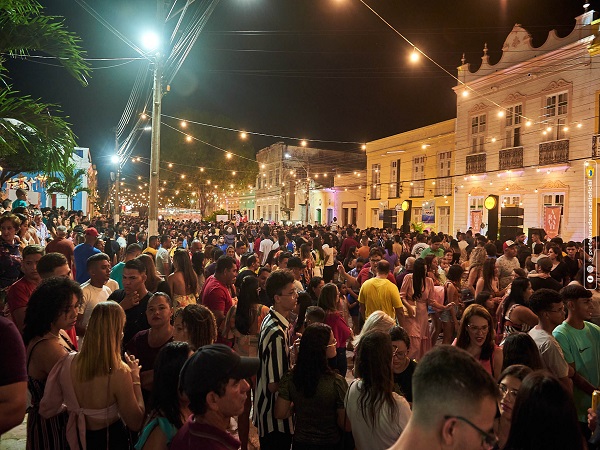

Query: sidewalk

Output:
[1, 416, 26, 450]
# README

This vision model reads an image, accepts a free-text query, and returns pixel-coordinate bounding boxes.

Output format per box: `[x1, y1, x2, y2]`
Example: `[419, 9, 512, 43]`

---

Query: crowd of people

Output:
[1, 194, 600, 450]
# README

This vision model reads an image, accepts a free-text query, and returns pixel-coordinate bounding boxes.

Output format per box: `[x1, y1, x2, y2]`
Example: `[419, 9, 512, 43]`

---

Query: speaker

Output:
[502, 216, 524, 227]
[500, 226, 524, 243]
[383, 209, 397, 229]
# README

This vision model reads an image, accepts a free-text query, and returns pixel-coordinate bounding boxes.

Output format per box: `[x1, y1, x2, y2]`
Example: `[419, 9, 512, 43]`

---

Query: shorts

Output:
[439, 305, 458, 323]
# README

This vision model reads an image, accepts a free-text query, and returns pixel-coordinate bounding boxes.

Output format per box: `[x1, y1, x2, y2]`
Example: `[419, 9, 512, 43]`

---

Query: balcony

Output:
[539, 139, 569, 166]
[410, 181, 424, 198]
[434, 178, 452, 197]
[593, 135, 600, 159]
[499, 147, 523, 170]
[466, 153, 486, 174]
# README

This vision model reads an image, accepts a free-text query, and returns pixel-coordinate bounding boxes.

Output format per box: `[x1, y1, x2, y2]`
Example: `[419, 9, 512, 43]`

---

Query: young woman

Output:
[500, 277, 537, 344]
[275, 323, 350, 450]
[439, 264, 463, 344]
[466, 246, 487, 294]
[454, 304, 503, 380]
[345, 331, 412, 450]
[546, 243, 569, 286]
[0, 214, 23, 290]
[137, 254, 170, 295]
[493, 364, 532, 450]
[167, 249, 198, 307]
[24, 277, 80, 450]
[475, 258, 505, 299]
[389, 326, 417, 404]
[307, 276, 324, 306]
[501, 332, 544, 372]
[190, 251, 206, 293]
[135, 342, 192, 450]
[40, 301, 145, 450]
[318, 283, 352, 376]
[17, 214, 40, 249]
[172, 303, 217, 351]
[504, 372, 586, 450]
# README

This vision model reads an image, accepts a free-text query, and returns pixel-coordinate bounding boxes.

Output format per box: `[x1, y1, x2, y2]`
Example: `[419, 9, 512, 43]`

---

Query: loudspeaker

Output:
[383, 209, 397, 229]
[500, 226, 523, 243]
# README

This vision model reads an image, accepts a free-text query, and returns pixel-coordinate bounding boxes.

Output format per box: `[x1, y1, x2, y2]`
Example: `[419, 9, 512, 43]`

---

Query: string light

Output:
[410, 47, 419, 62]
[181, 121, 187, 128]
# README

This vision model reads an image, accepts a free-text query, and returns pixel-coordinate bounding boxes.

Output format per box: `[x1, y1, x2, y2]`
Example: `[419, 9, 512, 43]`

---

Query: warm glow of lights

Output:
[226, 152, 232, 159]
[137, 176, 142, 180]
[546, 126, 552, 132]
[323, 173, 327, 177]
[180, 174, 185, 179]
[141, 113, 147, 119]
[232, 171, 236, 175]
[168, 163, 173, 168]
[563, 126, 569, 132]
[200, 167, 204, 172]
[240, 131, 247, 139]
[491, 137, 496, 143]
[261, 164, 266, 169]
[577, 123, 583, 128]
[186, 135, 192, 142]
[462, 89, 469, 97]
[163, 181, 167, 185]
[300, 140, 307, 147]
[410, 48, 419, 62]
[181, 121, 187, 128]
[361, 144, 367, 150]
[498, 111, 505, 117]
[526, 120, 532, 126]
[207, 180, 211, 185]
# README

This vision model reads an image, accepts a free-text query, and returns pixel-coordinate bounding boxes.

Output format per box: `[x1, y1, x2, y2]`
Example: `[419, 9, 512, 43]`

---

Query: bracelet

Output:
[132, 381, 141, 385]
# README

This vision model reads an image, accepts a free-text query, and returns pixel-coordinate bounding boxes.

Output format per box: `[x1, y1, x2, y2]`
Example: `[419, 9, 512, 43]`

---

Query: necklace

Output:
[47, 330, 61, 339]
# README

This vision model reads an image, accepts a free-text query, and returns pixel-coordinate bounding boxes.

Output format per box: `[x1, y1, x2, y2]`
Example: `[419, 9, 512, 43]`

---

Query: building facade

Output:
[453, 9, 600, 241]
[366, 120, 456, 234]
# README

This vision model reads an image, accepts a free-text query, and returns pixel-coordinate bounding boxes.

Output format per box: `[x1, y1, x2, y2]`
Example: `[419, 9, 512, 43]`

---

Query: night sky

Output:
[8, 0, 598, 191]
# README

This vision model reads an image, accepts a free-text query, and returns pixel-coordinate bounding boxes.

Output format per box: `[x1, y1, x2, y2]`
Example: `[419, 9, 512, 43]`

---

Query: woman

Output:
[275, 323, 350, 450]
[343, 246, 358, 272]
[172, 303, 217, 351]
[400, 258, 452, 360]
[345, 331, 412, 450]
[135, 342, 192, 450]
[454, 304, 503, 380]
[40, 301, 145, 450]
[475, 258, 505, 299]
[125, 293, 174, 401]
[353, 310, 395, 347]
[547, 243, 569, 286]
[389, 326, 417, 404]
[137, 254, 170, 295]
[48, 215, 59, 240]
[191, 251, 206, 293]
[439, 264, 463, 344]
[384, 240, 398, 270]
[466, 246, 487, 294]
[312, 236, 325, 277]
[493, 365, 532, 449]
[424, 254, 444, 286]
[504, 371, 586, 450]
[17, 213, 40, 248]
[231, 275, 269, 450]
[501, 332, 544, 371]
[307, 276, 324, 306]
[500, 277, 537, 344]
[0, 214, 23, 291]
[24, 277, 80, 450]
[318, 283, 352, 376]
[300, 243, 315, 279]
[321, 233, 337, 283]
[167, 249, 198, 308]
[225, 245, 236, 259]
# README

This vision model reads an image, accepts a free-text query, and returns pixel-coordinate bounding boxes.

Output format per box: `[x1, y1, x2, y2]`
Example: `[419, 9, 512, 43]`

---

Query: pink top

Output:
[39, 353, 119, 450]
[324, 311, 352, 349]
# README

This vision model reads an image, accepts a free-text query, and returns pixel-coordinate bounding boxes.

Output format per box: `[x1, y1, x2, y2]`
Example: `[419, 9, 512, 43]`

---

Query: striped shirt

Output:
[253, 308, 294, 437]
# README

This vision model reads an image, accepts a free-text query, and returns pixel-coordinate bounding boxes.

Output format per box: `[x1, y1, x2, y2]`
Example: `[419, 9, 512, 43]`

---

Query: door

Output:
[316, 208, 322, 224]
[327, 208, 334, 225]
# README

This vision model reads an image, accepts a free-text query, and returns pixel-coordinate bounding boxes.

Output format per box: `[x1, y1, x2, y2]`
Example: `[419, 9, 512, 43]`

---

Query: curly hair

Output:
[174, 304, 217, 351]
[23, 277, 83, 345]
[292, 323, 334, 398]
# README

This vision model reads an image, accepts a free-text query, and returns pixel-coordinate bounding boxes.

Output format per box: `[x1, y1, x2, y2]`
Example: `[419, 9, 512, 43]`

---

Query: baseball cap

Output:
[503, 240, 517, 251]
[84, 227, 99, 237]
[179, 344, 259, 398]
[287, 256, 306, 269]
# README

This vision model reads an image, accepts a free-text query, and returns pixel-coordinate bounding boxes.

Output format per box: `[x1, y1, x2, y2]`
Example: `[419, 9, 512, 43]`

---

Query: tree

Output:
[46, 161, 90, 210]
[0, 0, 90, 184]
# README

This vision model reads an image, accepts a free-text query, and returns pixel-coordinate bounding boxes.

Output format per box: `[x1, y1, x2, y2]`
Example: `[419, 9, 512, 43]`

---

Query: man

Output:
[339, 228, 359, 260]
[11, 188, 27, 210]
[202, 255, 237, 336]
[528, 257, 563, 292]
[275, 252, 291, 270]
[102, 228, 120, 266]
[0, 315, 27, 434]
[234, 240, 247, 265]
[37, 252, 71, 278]
[564, 240, 582, 281]
[396, 256, 415, 291]
[254, 270, 296, 450]
[528, 288, 572, 392]
[108, 258, 152, 344]
[358, 260, 405, 325]
[411, 234, 429, 258]
[357, 235, 370, 259]
[155, 234, 172, 276]
[45, 225, 75, 270]
[530, 231, 544, 253]
[330, 216, 338, 232]
[73, 227, 101, 284]
[189, 239, 203, 254]
[553, 284, 600, 436]
[6, 245, 44, 332]
[515, 232, 530, 268]
[172, 344, 259, 450]
[236, 254, 259, 288]
[142, 235, 159, 258]
[111, 243, 142, 289]
[419, 235, 444, 259]
[496, 240, 520, 290]
[258, 226, 275, 266]
[342, 247, 396, 288]
[257, 267, 271, 307]
[77, 253, 113, 337]
[32, 210, 49, 247]
[286, 256, 306, 292]
[389, 345, 499, 450]
[136, 231, 147, 250]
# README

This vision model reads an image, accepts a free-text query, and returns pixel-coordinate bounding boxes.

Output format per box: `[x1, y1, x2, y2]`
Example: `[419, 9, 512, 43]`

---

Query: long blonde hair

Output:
[76, 301, 126, 382]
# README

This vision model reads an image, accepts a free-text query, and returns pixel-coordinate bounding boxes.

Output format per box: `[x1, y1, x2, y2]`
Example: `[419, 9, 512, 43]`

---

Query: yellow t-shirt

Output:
[357, 277, 402, 318]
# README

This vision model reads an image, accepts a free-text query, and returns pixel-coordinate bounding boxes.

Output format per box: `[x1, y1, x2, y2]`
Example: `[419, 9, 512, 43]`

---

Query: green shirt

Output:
[418, 247, 444, 259]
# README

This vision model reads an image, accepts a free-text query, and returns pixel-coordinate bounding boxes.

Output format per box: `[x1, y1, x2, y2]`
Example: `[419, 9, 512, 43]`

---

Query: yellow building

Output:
[366, 119, 456, 234]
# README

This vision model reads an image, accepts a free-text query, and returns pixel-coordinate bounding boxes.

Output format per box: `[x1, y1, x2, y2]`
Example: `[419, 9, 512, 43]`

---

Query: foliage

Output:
[411, 221, 424, 233]
[46, 161, 90, 209]
[204, 209, 228, 223]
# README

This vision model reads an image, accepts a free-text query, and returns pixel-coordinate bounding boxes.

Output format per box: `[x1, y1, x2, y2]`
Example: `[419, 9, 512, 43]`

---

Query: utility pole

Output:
[148, 0, 165, 238]
[114, 129, 120, 224]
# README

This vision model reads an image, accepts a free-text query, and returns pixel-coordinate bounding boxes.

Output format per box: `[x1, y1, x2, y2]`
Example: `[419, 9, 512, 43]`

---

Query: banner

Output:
[470, 210, 483, 233]
[544, 206, 562, 238]
[422, 200, 435, 224]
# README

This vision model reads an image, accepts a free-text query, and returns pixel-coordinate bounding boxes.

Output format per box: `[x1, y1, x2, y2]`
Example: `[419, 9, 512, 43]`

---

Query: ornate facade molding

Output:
[468, 103, 488, 114]
[539, 179, 569, 190]
[540, 79, 571, 94]
[502, 92, 526, 103]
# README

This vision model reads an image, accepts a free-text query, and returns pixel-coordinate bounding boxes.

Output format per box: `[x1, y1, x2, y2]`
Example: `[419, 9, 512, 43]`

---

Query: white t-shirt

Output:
[322, 244, 335, 267]
[106, 278, 119, 292]
[117, 236, 127, 249]
[411, 243, 429, 257]
[259, 238, 274, 265]
[79, 281, 112, 329]
[156, 247, 171, 276]
[345, 379, 411, 450]
[529, 327, 569, 378]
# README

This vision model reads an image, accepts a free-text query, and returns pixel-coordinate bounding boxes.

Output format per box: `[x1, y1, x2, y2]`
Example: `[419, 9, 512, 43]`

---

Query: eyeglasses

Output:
[499, 383, 519, 400]
[444, 416, 498, 449]
[467, 324, 489, 334]
[327, 338, 337, 348]
[392, 345, 408, 359]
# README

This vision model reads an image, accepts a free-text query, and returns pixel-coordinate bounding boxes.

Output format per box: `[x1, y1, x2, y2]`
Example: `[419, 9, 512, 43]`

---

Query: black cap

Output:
[179, 344, 259, 398]
[287, 256, 306, 269]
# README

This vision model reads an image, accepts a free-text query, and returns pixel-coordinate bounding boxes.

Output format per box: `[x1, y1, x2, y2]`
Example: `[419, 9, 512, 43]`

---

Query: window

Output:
[411, 156, 425, 197]
[257, 176, 261, 189]
[412, 207, 422, 224]
[275, 168, 280, 185]
[469, 196, 484, 210]
[544, 93, 568, 140]
[268, 205, 272, 221]
[504, 104, 522, 148]
[470, 114, 487, 153]
[501, 195, 521, 207]
[371, 163, 381, 200]
[389, 160, 401, 198]
[268, 170, 273, 186]
[436, 151, 452, 196]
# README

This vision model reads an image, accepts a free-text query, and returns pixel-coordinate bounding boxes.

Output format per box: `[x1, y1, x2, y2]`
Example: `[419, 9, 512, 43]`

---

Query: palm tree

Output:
[46, 161, 90, 210]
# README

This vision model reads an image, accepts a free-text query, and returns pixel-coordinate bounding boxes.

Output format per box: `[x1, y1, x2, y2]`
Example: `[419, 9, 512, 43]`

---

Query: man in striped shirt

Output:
[253, 270, 296, 450]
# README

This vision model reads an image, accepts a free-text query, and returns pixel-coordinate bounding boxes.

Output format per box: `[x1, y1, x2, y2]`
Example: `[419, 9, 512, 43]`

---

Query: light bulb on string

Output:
[410, 47, 420, 62]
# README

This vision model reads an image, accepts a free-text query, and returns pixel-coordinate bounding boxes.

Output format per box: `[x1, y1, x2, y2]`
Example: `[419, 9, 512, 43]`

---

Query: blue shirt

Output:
[73, 243, 100, 284]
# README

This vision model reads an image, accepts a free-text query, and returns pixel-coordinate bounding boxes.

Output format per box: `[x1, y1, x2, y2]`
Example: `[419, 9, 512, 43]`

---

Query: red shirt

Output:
[339, 237, 359, 259]
[324, 311, 352, 349]
[171, 417, 241, 450]
[201, 275, 233, 316]
[6, 277, 37, 320]
[45, 237, 75, 268]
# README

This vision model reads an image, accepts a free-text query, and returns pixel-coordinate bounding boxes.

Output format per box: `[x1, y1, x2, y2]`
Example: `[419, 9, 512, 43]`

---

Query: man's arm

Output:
[569, 362, 597, 395]
[0, 382, 26, 434]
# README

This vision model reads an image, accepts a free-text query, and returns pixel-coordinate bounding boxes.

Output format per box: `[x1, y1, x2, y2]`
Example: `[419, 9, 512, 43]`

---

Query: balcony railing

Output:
[434, 177, 452, 196]
[466, 153, 486, 174]
[499, 147, 523, 170]
[593, 135, 600, 159]
[539, 139, 569, 165]
[410, 181, 424, 198]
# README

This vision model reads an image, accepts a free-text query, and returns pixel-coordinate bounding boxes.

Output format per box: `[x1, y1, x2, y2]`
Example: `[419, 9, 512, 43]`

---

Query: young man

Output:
[358, 260, 405, 325]
[37, 252, 71, 279]
[419, 235, 444, 259]
[73, 227, 101, 284]
[553, 284, 600, 436]
[286, 256, 306, 292]
[46, 226, 75, 269]
[142, 235, 159, 258]
[528, 288, 573, 392]
[110, 243, 142, 288]
[155, 234, 172, 277]
[108, 258, 151, 344]
[528, 257, 563, 292]
[77, 253, 113, 338]
[202, 255, 237, 335]
[389, 345, 499, 450]
[172, 344, 259, 450]
[254, 270, 296, 450]
[496, 240, 520, 290]
[6, 245, 44, 332]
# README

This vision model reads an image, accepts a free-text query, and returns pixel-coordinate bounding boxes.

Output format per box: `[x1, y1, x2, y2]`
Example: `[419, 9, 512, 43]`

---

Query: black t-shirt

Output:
[393, 359, 417, 403]
[563, 256, 580, 279]
[529, 275, 563, 292]
[236, 269, 256, 289]
[108, 289, 152, 344]
[550, 261, 569, 284]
